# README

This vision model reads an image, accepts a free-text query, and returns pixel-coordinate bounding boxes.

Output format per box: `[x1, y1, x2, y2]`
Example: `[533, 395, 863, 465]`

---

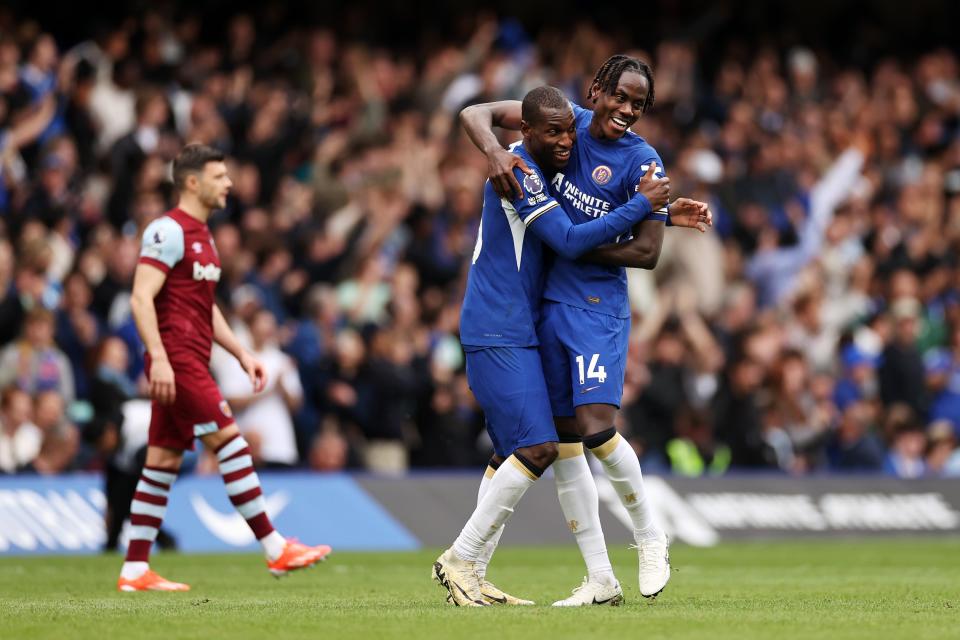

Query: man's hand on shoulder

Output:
[487, 148, 533, 200]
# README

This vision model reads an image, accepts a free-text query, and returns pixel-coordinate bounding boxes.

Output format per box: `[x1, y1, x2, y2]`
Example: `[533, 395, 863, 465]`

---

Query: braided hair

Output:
[589, 54, 655, 113]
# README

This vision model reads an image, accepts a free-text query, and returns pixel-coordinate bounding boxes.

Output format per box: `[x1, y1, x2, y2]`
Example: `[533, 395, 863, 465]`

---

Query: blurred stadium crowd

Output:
[1, 4, 960, 479]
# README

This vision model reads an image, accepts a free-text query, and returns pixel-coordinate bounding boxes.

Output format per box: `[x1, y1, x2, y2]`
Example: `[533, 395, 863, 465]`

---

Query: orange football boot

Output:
[267, 540, 332, 577]
[117, 570, 190, 592]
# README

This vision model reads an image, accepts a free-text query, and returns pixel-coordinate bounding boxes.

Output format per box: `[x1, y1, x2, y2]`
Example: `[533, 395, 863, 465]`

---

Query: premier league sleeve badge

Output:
[523, 172, 544, 195]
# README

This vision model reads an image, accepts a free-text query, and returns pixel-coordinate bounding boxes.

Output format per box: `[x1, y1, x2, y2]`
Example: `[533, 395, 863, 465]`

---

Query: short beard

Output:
[200, 191, 221, 210]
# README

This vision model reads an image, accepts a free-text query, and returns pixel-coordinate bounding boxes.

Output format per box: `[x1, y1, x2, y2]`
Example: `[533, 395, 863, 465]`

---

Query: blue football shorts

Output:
[537, 301, 629, 417]
[464, 346, 558, 458]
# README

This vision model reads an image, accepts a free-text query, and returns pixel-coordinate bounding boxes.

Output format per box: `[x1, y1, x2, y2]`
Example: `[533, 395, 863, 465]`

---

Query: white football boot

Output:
[635, 533, 671, 598]
[432, 548, 489, 607]
[479, 579, 534, 606]
[552, 577, 624, 607]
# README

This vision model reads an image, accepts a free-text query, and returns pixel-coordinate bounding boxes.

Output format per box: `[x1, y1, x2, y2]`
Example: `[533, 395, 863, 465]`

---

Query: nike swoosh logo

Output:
[452, 580, 486, 606]
[190, 491, 291, 546]
[482, 591, 507, 604]
[592, 595, 616, 604]
[580, 386, 601, 394]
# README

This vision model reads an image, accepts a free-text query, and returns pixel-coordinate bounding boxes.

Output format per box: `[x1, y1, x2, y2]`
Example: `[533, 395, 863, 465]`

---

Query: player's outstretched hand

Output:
[487, 147, 533, 200]
[241, 353, 268, 393]
[150, 358, 176, 405]
[669, 198, 713, 233]
[636, 162, 670, 211]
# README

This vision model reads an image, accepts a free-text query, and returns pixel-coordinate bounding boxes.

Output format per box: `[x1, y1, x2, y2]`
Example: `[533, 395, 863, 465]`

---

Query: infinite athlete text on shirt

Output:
[552, 173, 612, 218]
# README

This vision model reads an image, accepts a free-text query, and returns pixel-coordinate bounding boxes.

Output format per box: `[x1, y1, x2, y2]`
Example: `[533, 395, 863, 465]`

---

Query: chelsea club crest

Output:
[591, 165, 612, 185]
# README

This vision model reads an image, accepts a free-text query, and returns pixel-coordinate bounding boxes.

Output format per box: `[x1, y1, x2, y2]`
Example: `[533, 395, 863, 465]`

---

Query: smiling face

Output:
[588, 70, 650, 140]
[520, 105, 576, 172]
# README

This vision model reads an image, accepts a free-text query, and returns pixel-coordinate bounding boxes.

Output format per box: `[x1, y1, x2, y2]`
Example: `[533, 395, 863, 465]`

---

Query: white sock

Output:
[589, 432, 661, 541]
[261, 530, 287, 561]
[452, 455, 537, 562]
[474, 464, 504, 580]
[553, 444, 617, 586]
[120, 561, 149, 580]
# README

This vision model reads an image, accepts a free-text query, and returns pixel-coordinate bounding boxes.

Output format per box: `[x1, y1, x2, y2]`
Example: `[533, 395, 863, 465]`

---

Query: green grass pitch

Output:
[1, 540, 958, 640]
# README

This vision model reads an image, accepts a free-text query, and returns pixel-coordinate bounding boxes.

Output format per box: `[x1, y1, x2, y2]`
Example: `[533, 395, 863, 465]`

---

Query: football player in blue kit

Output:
[433, 85, 672, 607]
[461, 54, 712, 605]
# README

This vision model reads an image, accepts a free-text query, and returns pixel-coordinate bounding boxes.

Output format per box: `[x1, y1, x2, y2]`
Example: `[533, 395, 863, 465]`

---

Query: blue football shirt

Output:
[460, 141, 654, 348]
[543, 103, 668, 319]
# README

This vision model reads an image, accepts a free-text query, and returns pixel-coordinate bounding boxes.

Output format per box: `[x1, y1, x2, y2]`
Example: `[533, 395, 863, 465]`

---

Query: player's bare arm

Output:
[130, 262, 176, 405]
[578, 162, 670, 268]
[581, 198, 712, 268]
[580, 218, 664, 269]
[459, 100, 532, 199]
[580, 173, 712, 268]
[212, 304, 268, 393]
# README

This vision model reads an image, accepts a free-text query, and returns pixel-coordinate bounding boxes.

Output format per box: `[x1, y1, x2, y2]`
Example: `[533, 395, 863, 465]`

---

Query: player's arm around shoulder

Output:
[459, 101, 532, 200]
[459, 100, 523, 136]
[510, 162, 557, 219]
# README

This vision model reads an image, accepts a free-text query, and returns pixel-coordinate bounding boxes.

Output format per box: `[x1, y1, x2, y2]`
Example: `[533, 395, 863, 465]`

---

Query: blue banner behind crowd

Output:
[0, 473, 419, 555]
[3, 472, 959, 556]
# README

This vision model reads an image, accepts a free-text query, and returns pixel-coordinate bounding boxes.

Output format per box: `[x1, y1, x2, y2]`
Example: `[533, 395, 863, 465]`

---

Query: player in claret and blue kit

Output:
[432, 86, 672, 606]
[462, 54, 712, 605]
[116, 144, 331, 592]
